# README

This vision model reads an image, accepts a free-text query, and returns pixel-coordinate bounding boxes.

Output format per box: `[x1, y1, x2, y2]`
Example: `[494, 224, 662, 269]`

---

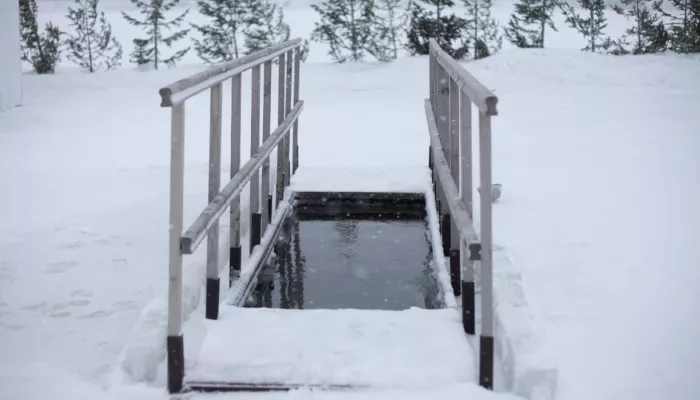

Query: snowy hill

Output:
[1, 2, 700, 400]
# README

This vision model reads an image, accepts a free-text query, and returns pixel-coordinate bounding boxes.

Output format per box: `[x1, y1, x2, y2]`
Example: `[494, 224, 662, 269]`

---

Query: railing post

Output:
[275, 53, 286, 207]
[167, 103, 185, 394]
[205, 83, 223, 320]
[461, 91, 475, 335]
[478, 111, 494, 390]
[292, 46, 301, 174]
[448, 77, 461, 296]
[262, 61, 272, 230]
[284, 49, 293, 188]
[229, 74, 242, 284]
[250, 66, 262, 253]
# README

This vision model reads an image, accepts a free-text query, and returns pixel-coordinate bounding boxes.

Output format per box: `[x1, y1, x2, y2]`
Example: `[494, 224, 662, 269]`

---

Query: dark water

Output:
[248, 215, 442, 310]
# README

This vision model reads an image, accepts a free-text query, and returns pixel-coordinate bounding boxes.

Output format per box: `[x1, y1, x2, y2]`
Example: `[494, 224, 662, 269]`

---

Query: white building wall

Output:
[0, 0, 22, 112]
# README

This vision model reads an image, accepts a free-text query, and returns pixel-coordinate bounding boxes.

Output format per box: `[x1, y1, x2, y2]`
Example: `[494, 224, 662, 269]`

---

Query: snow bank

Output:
[116, 224, 232, 384]
[290, 166, 431, 193]
[492, 248, 558, 400]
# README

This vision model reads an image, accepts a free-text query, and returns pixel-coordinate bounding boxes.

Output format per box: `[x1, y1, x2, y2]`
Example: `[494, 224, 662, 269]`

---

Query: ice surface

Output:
[1, 2, 700, 400]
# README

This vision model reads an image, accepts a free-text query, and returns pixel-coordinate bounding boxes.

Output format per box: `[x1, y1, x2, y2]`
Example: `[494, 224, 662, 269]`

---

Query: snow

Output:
[1, 1, 700, 400]
[225, 189, 293, 306]
[424, 185, 460, 310]
[189, 384, 525, 400]
[490, 247, 558, 400]
[290, 167, 431, 193]
[187, 306, 475, 387]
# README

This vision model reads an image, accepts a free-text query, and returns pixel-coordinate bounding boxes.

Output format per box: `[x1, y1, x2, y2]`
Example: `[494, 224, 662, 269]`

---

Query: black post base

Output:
[449, 249, 460, 296]
[251, 213, 262, 253]
[479, 335, 495, 390]
[293, 145, 299, 174]
[206, 278, 220, 320]
[229, 246, 241, 286]
[428, 145, 433, 170]
[167, 335, 185, 394]
[440, 213, 451, 257]
[462, 281, 475, 334]
[268, 195, 273, 223]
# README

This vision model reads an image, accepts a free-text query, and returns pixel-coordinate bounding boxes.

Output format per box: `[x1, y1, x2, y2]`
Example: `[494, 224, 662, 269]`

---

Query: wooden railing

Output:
[160, 38, 304, 394]
[426, 38, 498, 390]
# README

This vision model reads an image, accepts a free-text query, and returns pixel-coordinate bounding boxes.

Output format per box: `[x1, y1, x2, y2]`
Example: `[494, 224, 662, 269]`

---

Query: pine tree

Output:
[560, 0, 610, 52]
[612, 0, 670, 54]
[245, 0, 291, 54]
[65, 0, 123, 72]
[371, 0, 409, 61]
[504, 0, 558, 48]
[300, 39, 311, 62]
[19, 0, 63, 74]
[122, 0, 190, 69]
[310, 0, 377, 63]
[655, 0, 700, 53]
[191, 0, 251, 63]
[463, 0, 503, 59]
[406, 0, 470, 59]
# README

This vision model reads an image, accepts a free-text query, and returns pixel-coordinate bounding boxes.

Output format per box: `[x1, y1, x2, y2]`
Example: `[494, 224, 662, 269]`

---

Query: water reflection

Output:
[249, 213, 442, 310]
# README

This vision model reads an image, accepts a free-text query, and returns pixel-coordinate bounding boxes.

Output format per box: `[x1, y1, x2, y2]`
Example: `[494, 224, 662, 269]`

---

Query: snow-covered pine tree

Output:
[560, 0, 610, 52]
[122, 0, 190, 69]
[245, 0, 291, 54]
[310, 0, 377, 63]
[65, 0, 123, 72]
[463, 0, 503, 59]
[371, 0, 409, 61]
[191, 0, 251, 63]
[504, 0, 558, 48]
[611, 0, 670, 54]
[406, 0, 470, 59]
[654, 0, 700, 53]
[19, 0, 63, 74]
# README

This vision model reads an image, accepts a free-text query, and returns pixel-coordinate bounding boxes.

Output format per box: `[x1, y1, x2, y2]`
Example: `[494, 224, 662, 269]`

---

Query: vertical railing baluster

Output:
[448, 77, 460, 296]
[167, 102, 185, 394]
[229, 74, 242, 285]
[429, 48, 437, 196]
[284, 49, 293, 188]
[205, 83, 223, 320]
[262, 61, 272, 231]
[434, 58, 443, 216]
[250, 66, 262, 253]
[429, 47, 435, 107]
[275, 53, 286, 207]
[460, 91, 475, 335]
[292, 46, 301, 174]
[436, 64, 450, 258]
[478, 111, 494, 390]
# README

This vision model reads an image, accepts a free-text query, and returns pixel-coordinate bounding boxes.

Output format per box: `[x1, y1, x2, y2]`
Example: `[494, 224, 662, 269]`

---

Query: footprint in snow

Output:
[79, 310, 112, 319]
[51, 299, 90, 311]
[45, 261, 79, 274]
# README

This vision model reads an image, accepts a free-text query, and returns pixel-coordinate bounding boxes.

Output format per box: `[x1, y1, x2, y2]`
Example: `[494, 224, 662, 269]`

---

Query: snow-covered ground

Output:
[2, 1, 700, 399]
